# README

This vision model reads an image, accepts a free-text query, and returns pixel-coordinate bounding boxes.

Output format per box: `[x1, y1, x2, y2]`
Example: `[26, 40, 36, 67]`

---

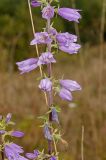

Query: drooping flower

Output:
[60, 79, 81, 91]
[26, 149, 39, 159]
[51, 108, 59, 123]
[59, 88, 72, 101]
[50, 156, 57, 160]
[56, 32, 77, 46]
[31, 0, 41, 7]
[11, 131, 24, 138]
[42, 5, 54, 20]
[16, 58, 38, 74]
[59, 43, 81, 54]
[39, 78, 52, 92]
[4, 143, 27, 160]
[37, 52, 56, 65]
[30, 32, 52, 45]
[6, 113, 12, 124]
[58, 8, 81, 23]
[58, 79, 81, 101]
[43, 124, 52, 140]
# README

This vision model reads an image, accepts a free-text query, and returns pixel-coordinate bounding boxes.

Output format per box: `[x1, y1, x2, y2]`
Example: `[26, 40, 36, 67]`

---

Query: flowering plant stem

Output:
[47, 17, 53, 155]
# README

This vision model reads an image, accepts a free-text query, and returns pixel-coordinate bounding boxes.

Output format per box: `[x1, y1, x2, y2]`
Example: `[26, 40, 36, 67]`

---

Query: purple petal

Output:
[60, 79, 82, 92]
[58, 8, 81, 22]
[6, 113, 12, 124]
[31, 0, 41, 7]
[30, 32, 52, 45]
[38, 52, 56, 65]
[49, 27, 57, 36]
[42, 5, 54, 20]
[33, 150, 39, 156]
[59, 88, 72, 101]
[59, 43, 81, 54]
[51, 108, 59, 123]
[50, 156, 57, 160]
[26, 153, 37, 159]
[44, 124, 52, 140]
[11, 131, 24, 138]
[8, 143, 24, 153]
[39, 78, 52, 92]
[56, 32, 77, 46]
[16, 58, 38, 74]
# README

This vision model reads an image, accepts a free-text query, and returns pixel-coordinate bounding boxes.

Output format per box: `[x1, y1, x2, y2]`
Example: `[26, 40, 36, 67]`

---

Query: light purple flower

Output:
[50, 27, 57, 36]
[58, 8, 81, 23]
[11, 131, 24, 138]
[59, 43, 81, 54]
[30, 32, 52, 45]
[51, 108, 59, 123]
[0, 130, 6, 134]
[44, 124, 52, 140]
[26, 150, 39, 159]
[37, 52, 56, 65]
[42, 5, 54, 20]
[16, 58, 38, 74]
[6, 113, 12, 124]
[50, 156, 57, 160]
[31, 0, 41, 7]
[4, 143, 27, 160]
[39, 78, 52, 92]
[59, 88, 72, 101]
[60, 79, 81, 92]
[56, 32, 77, 45]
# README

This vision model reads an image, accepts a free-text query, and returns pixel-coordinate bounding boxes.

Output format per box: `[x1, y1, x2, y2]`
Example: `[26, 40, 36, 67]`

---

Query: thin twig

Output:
[28, 0, 43, 77]
[27, 0, 48, 105]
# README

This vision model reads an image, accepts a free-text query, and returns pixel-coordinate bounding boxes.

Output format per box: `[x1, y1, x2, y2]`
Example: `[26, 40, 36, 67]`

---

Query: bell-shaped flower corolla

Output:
[58, 79, 81, 101]
[56, 32, 77, 46]
[59, 88, 72, 101]
[16, 58, 38, 74]
[59, 43, 81, 54]
[43, 124, 52, 140]
[30, 32, 52, 45]
[6, 113, 12, 124]
[58, 8, 81, 23]
[60, 79, 81, 91]
[51, 108, 59, 124]
[4, 143, 28, 160]
[11, 131, 24, 138]
[39, 78, 52, 92]
[26, 149, 39, 159]
[38, 52, 56, 65]
[31, 0, 41, 7]
[42, 5, 54, 20]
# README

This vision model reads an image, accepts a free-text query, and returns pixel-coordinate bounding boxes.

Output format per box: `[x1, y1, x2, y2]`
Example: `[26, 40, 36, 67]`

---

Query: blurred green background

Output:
[0, 0, 106, 160]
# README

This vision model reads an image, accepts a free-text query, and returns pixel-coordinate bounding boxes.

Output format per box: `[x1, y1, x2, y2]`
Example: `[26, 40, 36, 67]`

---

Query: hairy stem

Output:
[46, 17, 53, 154]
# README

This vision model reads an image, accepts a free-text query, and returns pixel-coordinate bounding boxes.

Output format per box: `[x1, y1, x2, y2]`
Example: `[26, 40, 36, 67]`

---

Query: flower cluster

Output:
[15, 0, 82, 159]
[0, 113, 27, 160]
